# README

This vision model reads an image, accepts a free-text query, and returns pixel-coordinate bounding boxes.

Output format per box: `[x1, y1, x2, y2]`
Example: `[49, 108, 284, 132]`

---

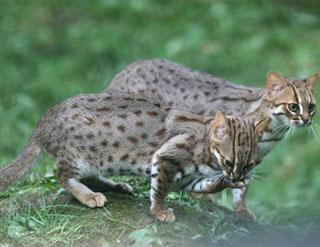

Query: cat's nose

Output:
[231, 172, 241, 180]
[302, 117, 310, 124]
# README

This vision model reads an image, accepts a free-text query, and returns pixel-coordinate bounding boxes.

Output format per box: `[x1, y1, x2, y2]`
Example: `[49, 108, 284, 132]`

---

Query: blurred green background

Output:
[0, 0, 319, 234]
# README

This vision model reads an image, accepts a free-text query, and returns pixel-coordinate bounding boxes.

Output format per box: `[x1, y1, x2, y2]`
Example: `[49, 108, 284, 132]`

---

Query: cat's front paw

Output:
[236, 208, 256, 221]
[84, 192, 107, 208]
[152, 209, 176, 223]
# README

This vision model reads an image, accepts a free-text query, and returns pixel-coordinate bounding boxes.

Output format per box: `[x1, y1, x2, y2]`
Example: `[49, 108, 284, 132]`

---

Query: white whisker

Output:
[311, 126, 320, 142]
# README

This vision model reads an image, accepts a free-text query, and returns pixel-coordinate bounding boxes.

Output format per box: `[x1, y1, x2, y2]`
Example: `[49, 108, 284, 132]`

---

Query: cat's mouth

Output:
[224, 176, 250, 186]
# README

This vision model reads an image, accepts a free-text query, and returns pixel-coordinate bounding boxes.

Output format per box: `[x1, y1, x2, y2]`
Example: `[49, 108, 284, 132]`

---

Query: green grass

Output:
[1, 0, 320, 246]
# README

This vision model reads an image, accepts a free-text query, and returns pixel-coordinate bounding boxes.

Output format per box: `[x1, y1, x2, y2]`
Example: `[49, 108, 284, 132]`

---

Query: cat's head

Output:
[210, 112, 270, 181]
[266, 71, 318, 128]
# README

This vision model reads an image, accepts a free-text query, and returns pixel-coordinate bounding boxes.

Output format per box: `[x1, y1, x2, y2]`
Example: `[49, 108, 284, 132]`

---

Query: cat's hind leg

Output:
[56, 165, 107, 208]
[82, 176, 134, 194]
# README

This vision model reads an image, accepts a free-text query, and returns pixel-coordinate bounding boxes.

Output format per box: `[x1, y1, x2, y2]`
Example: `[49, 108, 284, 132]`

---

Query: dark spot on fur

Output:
[134, 110, 142, 115]
[176, 143, 187, 149]
[193, 94, 199, 100]
[149, 142, 158, 148]
[128, 136, 138, 144]
[87, 133, 94, 139]
[153, 102, 161, 108]
[72, 114, 79, 120]
[74, 135, 83, 140]
[117, 125, 126, 132]
[71, 103, 78, 109]
[136, 121, 144, 127]
[155, 128, 166, 137]
[146, 168, 151, 175]
[118, 105, 128, 109]
[147, 111, 158, 116]
[87, 98, 96, 102]
[96, 107, 111, 111]
[101, 140, 108, 147]
[102, 121, 110, 127]
[84, 117, 95, 125]
[204, 91, 210, 96]
[118, 114, 127, 119]
[137, 89, 145, 94]
[108, 156, 113, 162]
[120, 153, 129, 161]
[112, 141, 120, 148]
[141, 133, 148, 139]
[137, 98, 147, 102]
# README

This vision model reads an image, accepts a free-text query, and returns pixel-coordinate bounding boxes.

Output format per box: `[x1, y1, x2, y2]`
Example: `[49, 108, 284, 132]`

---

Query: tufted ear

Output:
[212, 111, 230, 143]
[306, 72, 319, 95]
[254, 117, 270, 139]
[266, 72, 287, 100]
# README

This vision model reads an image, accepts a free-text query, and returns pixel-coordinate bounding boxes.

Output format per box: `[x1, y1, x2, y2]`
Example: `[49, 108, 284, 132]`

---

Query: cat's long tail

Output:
[0, 134, 41, 189]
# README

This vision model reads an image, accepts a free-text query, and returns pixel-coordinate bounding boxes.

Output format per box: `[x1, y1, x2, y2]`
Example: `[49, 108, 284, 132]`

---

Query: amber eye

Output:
[288, 103, 299, 112]
[225, 160, 234, 169]
[309, 104, 316, 113]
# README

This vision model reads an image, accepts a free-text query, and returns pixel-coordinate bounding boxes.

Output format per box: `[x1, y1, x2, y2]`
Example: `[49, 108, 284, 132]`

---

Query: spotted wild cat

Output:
[0, 93, 269, 222]
[106, 58, 318, 219]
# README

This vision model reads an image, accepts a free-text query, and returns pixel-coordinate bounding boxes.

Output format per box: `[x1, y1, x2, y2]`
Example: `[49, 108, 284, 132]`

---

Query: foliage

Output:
[1, 0, 320, 246]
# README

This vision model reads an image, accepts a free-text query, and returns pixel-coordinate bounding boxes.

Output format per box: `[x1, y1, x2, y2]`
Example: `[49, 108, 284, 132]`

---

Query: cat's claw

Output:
[153, 209, 176, 223]
[84, 192, 107, 208]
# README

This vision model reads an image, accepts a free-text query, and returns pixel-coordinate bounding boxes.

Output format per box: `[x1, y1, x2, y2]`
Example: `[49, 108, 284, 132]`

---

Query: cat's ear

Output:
[212, 111, 229, 142]
[254, 117, 270, 138]
[266, 72, 287, 100]
[306, 72, 319, 95]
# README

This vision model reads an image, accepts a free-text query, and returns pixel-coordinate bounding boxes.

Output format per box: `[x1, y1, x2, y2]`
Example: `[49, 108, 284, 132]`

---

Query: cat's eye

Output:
[224, 160, 234, 169]
[309, 104, 316, 113]
[288, 103, 299, 113]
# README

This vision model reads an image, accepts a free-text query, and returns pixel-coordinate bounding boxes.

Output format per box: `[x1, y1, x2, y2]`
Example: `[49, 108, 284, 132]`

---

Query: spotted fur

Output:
[0, 93, 268, 223]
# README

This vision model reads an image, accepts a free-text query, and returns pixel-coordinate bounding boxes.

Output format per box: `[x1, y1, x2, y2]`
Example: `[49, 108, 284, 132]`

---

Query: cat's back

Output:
[107, 58, 262, 94]
[106, 59, 264, 117]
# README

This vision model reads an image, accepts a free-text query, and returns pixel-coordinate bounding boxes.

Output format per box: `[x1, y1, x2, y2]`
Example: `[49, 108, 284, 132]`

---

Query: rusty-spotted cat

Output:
[106, 58, 318, 219]
[0, 93, 269, 222]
